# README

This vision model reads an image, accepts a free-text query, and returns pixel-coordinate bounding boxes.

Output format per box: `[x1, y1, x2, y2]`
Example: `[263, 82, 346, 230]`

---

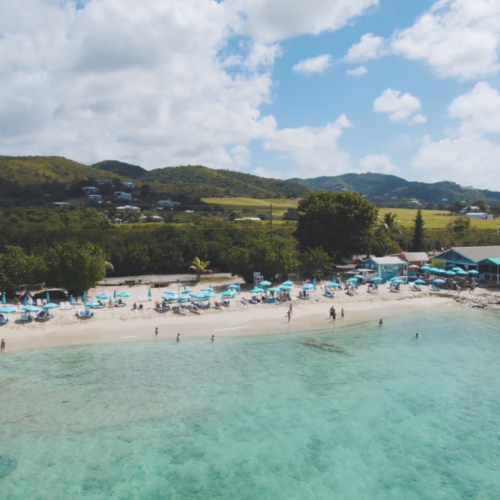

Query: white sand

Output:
[0, 279, 488, 353]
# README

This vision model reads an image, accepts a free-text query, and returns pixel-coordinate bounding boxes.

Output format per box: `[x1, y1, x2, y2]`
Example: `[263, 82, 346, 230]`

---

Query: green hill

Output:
[290, 173, 500, 205]
[93, 160, 147, 179]
[142, 165, 309, 198]
[0, 156, 124, 184]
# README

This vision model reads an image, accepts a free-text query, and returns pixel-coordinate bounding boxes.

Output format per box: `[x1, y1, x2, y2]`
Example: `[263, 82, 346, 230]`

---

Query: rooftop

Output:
[438, 246, 500, 263]
[368, 257, 407, 265]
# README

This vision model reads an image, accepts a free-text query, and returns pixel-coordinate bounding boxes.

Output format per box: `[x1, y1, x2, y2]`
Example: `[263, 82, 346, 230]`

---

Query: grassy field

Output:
[203, 198, 500, 229]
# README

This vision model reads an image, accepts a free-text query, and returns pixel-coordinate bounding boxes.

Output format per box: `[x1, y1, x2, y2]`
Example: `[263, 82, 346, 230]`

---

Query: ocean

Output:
[1, 307, 500, 499]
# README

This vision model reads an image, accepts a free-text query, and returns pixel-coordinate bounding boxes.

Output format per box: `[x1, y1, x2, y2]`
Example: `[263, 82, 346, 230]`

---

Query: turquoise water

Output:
[1, 308, 500, 499]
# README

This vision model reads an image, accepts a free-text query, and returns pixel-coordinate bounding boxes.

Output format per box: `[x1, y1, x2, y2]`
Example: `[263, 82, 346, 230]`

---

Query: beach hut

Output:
[363, 257, 408, 283]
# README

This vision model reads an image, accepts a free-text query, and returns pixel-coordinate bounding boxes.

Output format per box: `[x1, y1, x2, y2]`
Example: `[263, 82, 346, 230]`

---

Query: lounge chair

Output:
[251, 297, 259, 304]
[37, 311, 53, 321]
[115, 301, 126, 307]
[222, 299, 231, 307]
[76, 310, 94, 318]
[265, 298, 276, 304]
[20, 314, 32, 322]
[0, 315, 9, 324]
[324, 290, 335, 298]
[36, 299, 43, 307]
[430, 285, 441, 291]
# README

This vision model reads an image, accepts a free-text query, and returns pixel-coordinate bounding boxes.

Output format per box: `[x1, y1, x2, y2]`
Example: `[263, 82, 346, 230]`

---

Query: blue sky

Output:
[1, 0, 500, 188]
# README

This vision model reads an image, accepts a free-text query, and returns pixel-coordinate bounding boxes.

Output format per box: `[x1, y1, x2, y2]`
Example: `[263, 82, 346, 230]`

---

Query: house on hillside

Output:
[88, 194, 102, 201]
[156, 200, 174, 206]
[391, 252, 429, 267]
[114, 191, 132, 200]
[433, 246, 500, 282]
[97, 179, 112, 185]
[123, 182, 135, 189]
[363, 257, 408, 283]
[82, 186, 99, 194]
[116, 205, 140, 212]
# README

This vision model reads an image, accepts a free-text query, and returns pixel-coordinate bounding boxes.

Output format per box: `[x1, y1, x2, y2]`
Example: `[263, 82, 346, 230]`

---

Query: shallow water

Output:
[1, 308, 500, 499]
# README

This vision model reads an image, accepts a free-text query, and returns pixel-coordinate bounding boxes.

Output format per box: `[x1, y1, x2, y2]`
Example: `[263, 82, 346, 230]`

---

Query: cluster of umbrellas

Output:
[418, 265, 478, 276]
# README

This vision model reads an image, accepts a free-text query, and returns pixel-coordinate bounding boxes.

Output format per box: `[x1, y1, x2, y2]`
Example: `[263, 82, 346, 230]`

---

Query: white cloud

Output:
[227, 0, 379, 42]
[413, 136, 500, 188]
[244, 42, 282, 71]
[449, 81, 500, 134]
[391, 0, 500, 79]
[263, 115, 354, 177]
[343, 33, 386, 62]
[346, 66, 368, 76]
[374, 89, 426, 123]
[359, 153, 398, 173]
[292, 54, 332, 75]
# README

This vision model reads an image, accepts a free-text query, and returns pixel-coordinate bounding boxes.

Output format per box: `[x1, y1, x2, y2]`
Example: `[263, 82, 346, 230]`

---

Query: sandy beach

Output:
[1, 280, 496, 353]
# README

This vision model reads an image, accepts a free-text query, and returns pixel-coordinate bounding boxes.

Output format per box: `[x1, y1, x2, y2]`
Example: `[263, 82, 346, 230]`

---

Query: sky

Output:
[2, 0, 500, 188]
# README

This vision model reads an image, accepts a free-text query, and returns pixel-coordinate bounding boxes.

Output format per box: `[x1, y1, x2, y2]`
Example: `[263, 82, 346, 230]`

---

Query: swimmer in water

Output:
[379, 319, 383, 325]
[416, 333, 419, 338]
[176, 333, 180, 342]
[211, 335, 215, 342]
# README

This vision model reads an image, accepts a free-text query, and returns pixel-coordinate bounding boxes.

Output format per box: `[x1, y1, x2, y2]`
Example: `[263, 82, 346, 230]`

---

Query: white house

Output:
[116, 205, 141, 212]
[114, 191, 132, 200]
[88, 194, 102, 201]
[123, 182, 135, 189]
[82, 186, 99, 194]
[156, 200, 174, 206]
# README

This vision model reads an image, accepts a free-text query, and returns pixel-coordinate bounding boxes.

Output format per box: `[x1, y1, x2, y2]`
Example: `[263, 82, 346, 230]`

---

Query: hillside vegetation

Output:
[93, 160, 147, 179]
[142, 165, 309, 198]
[290, 173, 500, 205]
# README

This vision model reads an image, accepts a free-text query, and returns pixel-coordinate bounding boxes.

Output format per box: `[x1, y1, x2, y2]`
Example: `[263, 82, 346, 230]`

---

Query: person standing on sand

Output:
[333, 307, 336, 320]
[289, 303, 293, 317]
[285, 310, 291, 322]
[155, 327, 158, 336]
[329, 306, 334, 320]
[176, 333, 180, 342]
[341, 308, 344, 319]
[1, 339, 5, 352]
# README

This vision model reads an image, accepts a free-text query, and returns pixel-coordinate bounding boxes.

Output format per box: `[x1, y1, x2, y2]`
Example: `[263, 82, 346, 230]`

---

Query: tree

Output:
[447, 216, 471, 232]
[0, 246, 46, 296]
[472, 199, 487, 212]
[46, 241, 108, 294]
[295, 192, 378, 259]
[491, 203, 500, 217]
[188, 257, 210, 281]
[300, 247, 334, 279]
[412, 209, 426, 251]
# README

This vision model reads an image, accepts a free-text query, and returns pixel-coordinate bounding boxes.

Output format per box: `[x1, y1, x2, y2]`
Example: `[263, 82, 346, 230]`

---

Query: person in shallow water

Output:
[341, 308, 344, 318]
[155, 327, 158, 336]
[379, 319, 383, 325]
[176, 333, 180, 342]
[211, 335, 215, 342]
[1, 338, 5, 352]
[416, 333, 419, 338]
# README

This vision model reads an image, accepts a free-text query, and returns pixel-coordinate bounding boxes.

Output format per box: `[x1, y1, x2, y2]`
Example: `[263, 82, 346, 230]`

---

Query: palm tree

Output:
[189, 257, 210, 282]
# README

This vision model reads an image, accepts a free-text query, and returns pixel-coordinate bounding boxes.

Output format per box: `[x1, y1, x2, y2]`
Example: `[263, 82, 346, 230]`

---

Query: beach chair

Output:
[430, 285, 441, 291]
[324, 290, 335, 298]
[20, 313, 32, 322]
[0, 316, 9, 324]
[222, 299, 231, 307]
[251, 297, 259, 304]
[265, 298, 276, 304]
[36, 299, 43, 307]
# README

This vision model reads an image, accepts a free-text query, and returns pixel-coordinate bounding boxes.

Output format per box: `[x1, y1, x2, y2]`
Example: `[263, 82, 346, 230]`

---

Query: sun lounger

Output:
[114, 301, 126, 307]
[324, 290, 335, 298]
[20, 314, 32, 322]
[251, 298, 259, 304]
[36, 299, 43, 307]
[430, 285, 441, 291]
[37, 312, 53, 321]
[0, 317, 9, 324]
[265, 298, 277, 304]
[76, 310, 94, 318]
[222, 300, 231, 306]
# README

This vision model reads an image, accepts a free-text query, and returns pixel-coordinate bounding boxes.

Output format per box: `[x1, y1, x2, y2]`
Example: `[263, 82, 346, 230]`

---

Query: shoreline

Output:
[0, 291, 462, 353]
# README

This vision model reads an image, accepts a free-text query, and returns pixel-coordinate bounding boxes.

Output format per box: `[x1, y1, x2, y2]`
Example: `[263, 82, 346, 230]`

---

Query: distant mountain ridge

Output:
[289, 173, 500, 205]
[92, 160, 147, 179]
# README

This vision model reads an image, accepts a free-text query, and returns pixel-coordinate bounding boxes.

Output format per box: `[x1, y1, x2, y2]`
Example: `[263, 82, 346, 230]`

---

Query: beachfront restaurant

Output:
[433, 246, 500, 282]
[363, 257, 408, 283]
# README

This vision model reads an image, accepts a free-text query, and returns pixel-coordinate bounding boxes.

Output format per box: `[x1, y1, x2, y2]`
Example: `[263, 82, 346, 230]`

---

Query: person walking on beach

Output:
[456, 285, 461, 296]
[289, 303, 293, 317]
[155, 327, 158, 336]
[332, 307, 336, 320]
[176, 333, 180, 342]
[1, 339, 5, 352]
[285, 310, 292, 322]
[329, 306, 334, 321]
[341, 308, 344, 319]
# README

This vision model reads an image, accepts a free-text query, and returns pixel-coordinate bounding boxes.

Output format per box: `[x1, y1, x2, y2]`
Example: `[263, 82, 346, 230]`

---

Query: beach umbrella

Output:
[446, 270, 456, 276]
[177, 296, 190, 302]
[468, 270, 479, 275]
[251, 288, 264, 294]
[116, 291, 132, 298]
[409, 265, 420, 269]
[205, 292, 217, 298]
[260, 280, 272, 287]
[420, 266, 431, 271]
[181, 289, 193, 295]
[268, 287, 281, 293]
[414, 279, 427, 285]
[42, 303, 59, 310]
[200, 286, 213, 292]
[0, 306, 16, 314]
[165, 294, 179, 301]
[96, 292, 112, 300]
[302, 284, 315, 290]
[23, 305, 41, 313]
[1, 294, 5, 304]
[83, 291, 87, 301]
[281, 280, 295, 286]
[326, 282, 341, 288]
[455, 269, 467, 276]
[452, 267, 463, 272]
[163, 290, 176, 295]
[433, 279, 446, 284]
[227, 284, 240, 290]
[353, 274, 366, 280]
[46, 292, 50, 302]
[389, 277, 400, 282]
[369, 277, 383, 282]
[192, 292, 208, 299]
[23, 296, 28, 306]
[393, 279, 405, 284]
[279, 285, 292, 291]
[221, 291, 235, 297]
[84, 301, 100, 308]
[345, 278, 358, 283]
[148, 289, 152, 298]
[113, 290, 116, 299]
[69, 295, 74, 305]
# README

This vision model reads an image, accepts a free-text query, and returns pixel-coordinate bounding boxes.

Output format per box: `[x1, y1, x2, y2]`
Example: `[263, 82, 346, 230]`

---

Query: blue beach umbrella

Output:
[42, 303, 59, 310]
[302, 284, 315, 290]
[96, 292, 112, 300]
[113, 290, 116, 299]
[181, 289, 193, 295]
[116, 291, 132, 298]
[414, 279, 427, 285]
[420, 266, 431, 271]
[84, 301, 100, 308]
[221, 291, 235, 297]
[389, 277, 401, 282]
[393, 279, 405, 284]
[281, 280, 295, 286]
[468, 270, 479, 275]
[23, 305, 41, 313]
[353, 274, 366, 280]
[369, 277, 383, 282]
[433, 279, 446, 284]
[260, 281, 272, 287]
[268, 287, 281, 293]
[446, 270, 456, 276]
[163, 290, 176, 295]
[456, 269, 467, 276]
[200, 286, 213, 292]
[279, 285, 292, 291]
[46, 292, 50, 302]
[1, 294, 6, 304]
[177, 296, 190, 302]
[251, 288, 264, 294]
[326, 282, 341, 288]
[192, 292, 208, 299]
[0, 306, 16, 314]
[83, 291, 87, 301]
[69, 295, 74, 305]
[452, 267, 463, 272]
[23, 296, 28, 306]
[205, 292, 217, 298]
[148, 289, 152, 298]
[165, 294, 179, 301]
[227, 284, 240, 290]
